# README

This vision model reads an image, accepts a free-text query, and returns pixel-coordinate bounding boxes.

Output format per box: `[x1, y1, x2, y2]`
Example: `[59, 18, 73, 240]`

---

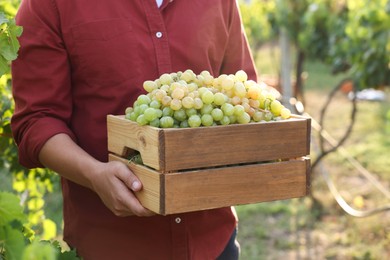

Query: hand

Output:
[91, 160, 155, 217]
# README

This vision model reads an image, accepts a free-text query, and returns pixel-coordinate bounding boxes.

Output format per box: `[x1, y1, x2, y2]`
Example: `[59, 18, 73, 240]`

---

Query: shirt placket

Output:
[170, 215, 188, 259]
[142, 2, 187, 258]
[142, 0, 172, 75]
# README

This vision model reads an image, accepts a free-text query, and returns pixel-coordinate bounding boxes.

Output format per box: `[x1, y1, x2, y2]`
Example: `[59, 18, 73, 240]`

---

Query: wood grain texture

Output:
[107, 114, 311, 172]
[109, 154, 310, 215]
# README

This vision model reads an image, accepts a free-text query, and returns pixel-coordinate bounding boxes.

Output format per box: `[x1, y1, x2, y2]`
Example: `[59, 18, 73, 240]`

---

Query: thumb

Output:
[115, 162, 142, 192]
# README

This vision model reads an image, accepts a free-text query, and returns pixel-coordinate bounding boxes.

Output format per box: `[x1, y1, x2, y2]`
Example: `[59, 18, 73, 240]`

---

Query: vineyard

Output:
[1, 0, 390, 259]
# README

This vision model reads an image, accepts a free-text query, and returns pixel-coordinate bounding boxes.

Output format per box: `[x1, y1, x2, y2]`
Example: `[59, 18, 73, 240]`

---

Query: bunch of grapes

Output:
[125, 70, 292, 128]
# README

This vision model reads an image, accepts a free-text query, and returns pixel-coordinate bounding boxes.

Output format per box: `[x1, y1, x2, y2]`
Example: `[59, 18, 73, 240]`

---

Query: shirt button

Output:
[156, 32, 163, 38]
[175, 217, 181, 224]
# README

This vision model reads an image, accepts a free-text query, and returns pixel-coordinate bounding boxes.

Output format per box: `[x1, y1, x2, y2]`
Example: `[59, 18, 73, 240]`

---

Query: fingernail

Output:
[131, 181, 141, 190]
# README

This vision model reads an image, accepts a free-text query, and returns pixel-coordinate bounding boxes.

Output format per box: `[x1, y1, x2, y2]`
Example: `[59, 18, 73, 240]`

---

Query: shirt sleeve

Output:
[11, 0, 76, 168]
[220, 0, 258, 81]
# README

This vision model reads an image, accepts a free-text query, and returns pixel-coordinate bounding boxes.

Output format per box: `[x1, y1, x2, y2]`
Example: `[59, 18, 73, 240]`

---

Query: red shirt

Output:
[11, 0, 257, 259]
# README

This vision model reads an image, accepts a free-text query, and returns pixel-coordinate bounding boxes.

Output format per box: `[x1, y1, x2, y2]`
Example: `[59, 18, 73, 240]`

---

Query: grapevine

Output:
[125, 70, 292, 128]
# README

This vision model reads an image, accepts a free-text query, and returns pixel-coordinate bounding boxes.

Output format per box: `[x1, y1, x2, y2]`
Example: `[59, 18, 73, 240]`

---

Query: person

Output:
[11, 0, 258, 259]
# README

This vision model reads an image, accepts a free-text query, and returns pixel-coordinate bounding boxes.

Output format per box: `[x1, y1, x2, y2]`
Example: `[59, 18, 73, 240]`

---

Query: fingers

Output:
[112, 185, 155, 217]
[114, 162, 142, 192]
[104, 161, 155, 217]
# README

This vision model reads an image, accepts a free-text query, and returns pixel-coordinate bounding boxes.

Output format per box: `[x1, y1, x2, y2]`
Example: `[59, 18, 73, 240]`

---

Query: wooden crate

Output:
[107, 115, 311, 172]
[107, 115, 311, 215]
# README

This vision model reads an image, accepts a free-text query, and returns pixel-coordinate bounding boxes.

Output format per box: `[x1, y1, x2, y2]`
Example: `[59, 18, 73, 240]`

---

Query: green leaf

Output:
[57, 250, 80, 260]
[46, 241, 80, 260]
[0, 224, 27, 260]
[0, 55, 10, 77]
[22, 241, 56, 260]
[0, 31, 17, 61]
[0, 18, 22, 63]
[0, 192, 27, 226]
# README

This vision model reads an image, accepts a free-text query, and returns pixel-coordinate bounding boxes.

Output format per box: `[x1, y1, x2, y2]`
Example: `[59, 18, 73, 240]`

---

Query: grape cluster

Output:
[125, 70, 291, 128]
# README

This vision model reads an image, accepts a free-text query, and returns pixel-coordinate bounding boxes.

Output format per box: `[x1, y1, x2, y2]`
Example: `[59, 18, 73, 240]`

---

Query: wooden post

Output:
[279, 29, 293, 110]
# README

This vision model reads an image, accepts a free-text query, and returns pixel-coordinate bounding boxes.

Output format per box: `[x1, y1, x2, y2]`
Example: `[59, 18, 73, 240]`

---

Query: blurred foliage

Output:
[1, 1, 78, 258]
[1, 0, 390, 258]
[239, 0, 390, 90]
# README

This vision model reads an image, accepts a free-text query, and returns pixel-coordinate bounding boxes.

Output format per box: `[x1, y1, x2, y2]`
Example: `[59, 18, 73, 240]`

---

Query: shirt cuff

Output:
[17, 117, 76, 168]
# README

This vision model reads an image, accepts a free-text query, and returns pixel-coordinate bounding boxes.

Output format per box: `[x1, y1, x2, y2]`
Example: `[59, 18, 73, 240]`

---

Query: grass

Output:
[235, 45, 390, 259]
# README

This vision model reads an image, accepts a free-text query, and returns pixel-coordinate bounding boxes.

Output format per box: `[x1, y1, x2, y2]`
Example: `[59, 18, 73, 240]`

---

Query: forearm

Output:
[38, 133, 101, 190]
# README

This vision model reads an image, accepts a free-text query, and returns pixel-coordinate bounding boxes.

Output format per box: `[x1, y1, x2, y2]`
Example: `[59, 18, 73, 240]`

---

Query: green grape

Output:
[220, 115, 230, 125]
[200, 103, 213, 115]
[211, 108, 224, 121]
[125, 113, 132, 120]
[188, 114, 202, 127]
[247, 85, 261, 100]
[280, 107, 291, 119]
[149, 118, 160, 127]
[173, 109, 187, 122]
[136, 114, 148, 125]
[155, 109, 163, 118]
[194, 97, 204, 109]
[235, 70, 248, 82]
[137, 94, 151, 105]
[144, 107, 158, 121]
[180, 70, 194, 82]
[234, 82, 246, 98]
[150, 100, 161, 109]
[228, 115, 237, 124]
[160, 116, 174, 128]
[170, 98, 182, 110]
[264, 111, 274, 121]
[203, 74, 214, 86]
[180, 120, 189, 128]
[221, 75, 234, 90]
[253, 111, 265, 122]
[221, 103, 234, 116]
[201, 89, 214, 104]
[182, 96, 195, 109]
[198, 86, 208, 97]
[270, 100, 283, 116]
[129, 112, 138, 121]
[214, 92, 227, 106]
[188, 82, 198, 92]
[160, 84, 170, 92]
[138, 104, 149, 114]
[201, 114, 214, 126]
[249, 99, 260, 109]
[154, 89, 166, 101]
[231, 96, 241, 105]
[170, 72, 179, 81]
[237, 112, 251, 124]
[171, 87, 185, 100]
[185, 108, 198, 117]
[162, 106, 174, 117]
[234, 105, 245, 116]
[159, 73, 173, 85]
[162, 95, 172, 106]
[126, 69, 292, 128]
[125, 107, 134, 114]
[143, 80, 158, 93]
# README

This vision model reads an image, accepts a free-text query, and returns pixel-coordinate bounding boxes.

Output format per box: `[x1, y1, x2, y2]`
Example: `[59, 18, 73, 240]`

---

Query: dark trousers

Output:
[216, 228, 240, 260]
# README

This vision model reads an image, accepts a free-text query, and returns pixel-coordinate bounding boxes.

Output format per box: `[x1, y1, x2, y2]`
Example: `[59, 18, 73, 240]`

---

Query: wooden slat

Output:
[108, 154, 162, 213]
[162, 117, 310, 171]
[107, 114, 311, 172]
[109, 154, 310, 215]
[162, 158, 310, 215]
[107, 115, 164, 170]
